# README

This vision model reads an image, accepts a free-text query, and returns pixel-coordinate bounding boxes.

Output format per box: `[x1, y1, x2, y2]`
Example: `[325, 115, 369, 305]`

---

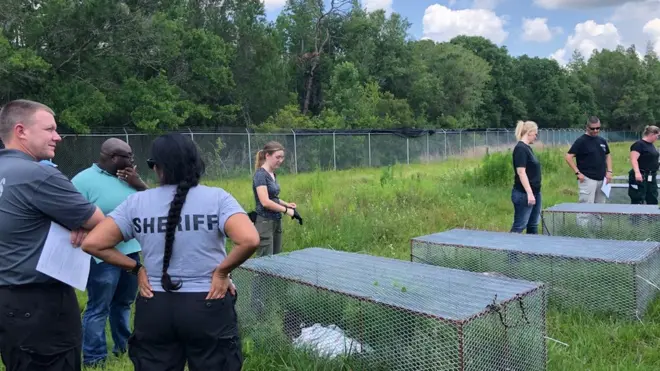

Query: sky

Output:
[261, 0, 660, 65]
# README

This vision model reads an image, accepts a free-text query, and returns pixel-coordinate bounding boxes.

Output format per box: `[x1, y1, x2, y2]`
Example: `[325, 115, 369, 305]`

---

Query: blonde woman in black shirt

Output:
[510, 120, 542, 234]
[629, 125, 660, 205]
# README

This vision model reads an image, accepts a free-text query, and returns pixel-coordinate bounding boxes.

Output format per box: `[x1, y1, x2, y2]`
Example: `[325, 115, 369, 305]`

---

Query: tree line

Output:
[2, 0, 659, 133]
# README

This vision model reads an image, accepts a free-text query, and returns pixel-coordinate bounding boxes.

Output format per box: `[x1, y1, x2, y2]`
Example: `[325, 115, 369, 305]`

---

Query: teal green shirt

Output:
[72, 164, 142, 263]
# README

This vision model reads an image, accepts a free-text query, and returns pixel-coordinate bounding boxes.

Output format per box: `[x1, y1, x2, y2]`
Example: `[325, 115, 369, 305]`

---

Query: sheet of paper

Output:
[601, 179, 612, 198]
[36, 222, 90, 291]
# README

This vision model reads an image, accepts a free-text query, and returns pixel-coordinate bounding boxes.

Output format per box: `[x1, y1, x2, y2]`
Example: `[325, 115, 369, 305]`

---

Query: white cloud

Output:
[609, 0, 660, 54]
[550, 20, 622, 65]
[522, 17, 562, 42]
[643, 18, 660, 36]
[263, 0, 287, 12]
[643, 18, 660, 53]
[362, 0, 393, 14]
[534, 0, 646, 9]
[472, 0, 499, 9]
[422, 4, 508, 44]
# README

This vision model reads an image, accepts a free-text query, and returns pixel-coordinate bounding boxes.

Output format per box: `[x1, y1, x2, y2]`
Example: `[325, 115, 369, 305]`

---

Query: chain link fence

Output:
[410, 229, 660, 321]
[51, 128, 639, 180]
[232, 247, 548, 371]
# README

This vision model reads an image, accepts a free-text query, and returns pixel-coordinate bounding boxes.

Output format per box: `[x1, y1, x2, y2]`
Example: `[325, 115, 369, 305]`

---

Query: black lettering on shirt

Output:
[157, 216, 168, 233]
[143, 217, 155, 234]
[207, 214, 219, 230]
[134, 214, 219, 234]
[133, 218, 141, 233]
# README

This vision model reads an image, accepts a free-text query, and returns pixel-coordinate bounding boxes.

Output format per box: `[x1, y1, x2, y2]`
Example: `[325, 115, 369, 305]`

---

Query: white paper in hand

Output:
[601, 179, 612, 198]
[36, 222, 91, 291]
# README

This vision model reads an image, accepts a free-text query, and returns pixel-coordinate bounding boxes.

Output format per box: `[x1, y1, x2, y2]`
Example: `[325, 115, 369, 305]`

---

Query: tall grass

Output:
[2, 142, 658, 371]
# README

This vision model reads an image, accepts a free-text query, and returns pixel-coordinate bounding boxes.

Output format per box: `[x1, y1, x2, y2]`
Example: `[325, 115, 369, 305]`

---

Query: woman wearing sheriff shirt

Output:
[629, 125, 660, 205]
[81, 133, 259, 371]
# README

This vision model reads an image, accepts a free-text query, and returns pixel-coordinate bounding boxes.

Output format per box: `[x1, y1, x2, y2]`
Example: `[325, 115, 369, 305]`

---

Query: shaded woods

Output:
[2, 0, 659, 133]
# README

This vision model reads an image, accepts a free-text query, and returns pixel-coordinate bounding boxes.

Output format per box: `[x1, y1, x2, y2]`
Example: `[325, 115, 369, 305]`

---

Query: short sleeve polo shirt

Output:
[71, 164, 142, 263]
[0, 149, 98, 286]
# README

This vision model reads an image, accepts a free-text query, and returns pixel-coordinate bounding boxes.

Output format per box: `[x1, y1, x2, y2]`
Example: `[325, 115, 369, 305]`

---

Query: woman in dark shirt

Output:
[629, 125, 660, 205]
[252, 141, 297, 257]
[510, 120, 542, 234]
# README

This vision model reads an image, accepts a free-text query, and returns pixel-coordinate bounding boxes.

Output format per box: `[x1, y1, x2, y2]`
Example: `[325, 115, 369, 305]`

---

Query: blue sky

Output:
[263, 0, 660, 64]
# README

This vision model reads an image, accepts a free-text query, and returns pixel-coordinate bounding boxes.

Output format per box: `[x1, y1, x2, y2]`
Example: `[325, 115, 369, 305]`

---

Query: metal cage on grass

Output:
[410, 228, 660, 320]
[542, 203, 660, 241]
[607, 183, 660, 204]
[233, 248, 548, 371]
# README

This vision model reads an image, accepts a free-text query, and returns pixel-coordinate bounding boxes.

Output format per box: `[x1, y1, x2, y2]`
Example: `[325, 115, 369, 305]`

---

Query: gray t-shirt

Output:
[0, 150, 97, 286]
[252, 168, 281, 220]
[109, 184, 246, 293]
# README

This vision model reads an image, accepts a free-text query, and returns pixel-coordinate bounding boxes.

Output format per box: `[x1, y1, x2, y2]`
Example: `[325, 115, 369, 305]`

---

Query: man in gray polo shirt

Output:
[0, 99, 104, 371]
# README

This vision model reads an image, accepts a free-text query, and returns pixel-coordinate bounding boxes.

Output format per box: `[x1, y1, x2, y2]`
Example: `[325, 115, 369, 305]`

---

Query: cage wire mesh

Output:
[232, 247, 548, 371]
[604, 182, 660, 204]
[542, 203, 660, 242]
[411, 229, 660, 320]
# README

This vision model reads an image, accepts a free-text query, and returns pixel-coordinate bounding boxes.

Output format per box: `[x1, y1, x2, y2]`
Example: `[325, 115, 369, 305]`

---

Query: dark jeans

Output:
[510, 188, 542, 234]
[128, 290, 243, 371]
[0, 282, 82, 371]
[81, 252, 140, 366]
[628, 169, 658, 205]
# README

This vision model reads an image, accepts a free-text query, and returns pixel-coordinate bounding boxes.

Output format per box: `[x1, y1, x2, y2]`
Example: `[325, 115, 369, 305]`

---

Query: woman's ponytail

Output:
[254, 150, 265, 172]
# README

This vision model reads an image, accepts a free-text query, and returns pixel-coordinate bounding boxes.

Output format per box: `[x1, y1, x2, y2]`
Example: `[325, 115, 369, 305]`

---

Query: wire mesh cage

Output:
[233, 247, 548, 371]
[611, 175, 628, 184]
[411, 228, 660, 320]
[542, 203, 660, 241]
[608, 184, 630, 204]
[607, 183, 660, 204]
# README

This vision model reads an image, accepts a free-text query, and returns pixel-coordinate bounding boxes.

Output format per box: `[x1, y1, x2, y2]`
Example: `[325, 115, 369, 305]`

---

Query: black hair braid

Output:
[161, 164, 201, 292]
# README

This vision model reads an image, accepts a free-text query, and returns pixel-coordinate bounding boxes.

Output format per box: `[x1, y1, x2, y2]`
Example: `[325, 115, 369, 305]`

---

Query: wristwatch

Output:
[129, 261, 143, 275]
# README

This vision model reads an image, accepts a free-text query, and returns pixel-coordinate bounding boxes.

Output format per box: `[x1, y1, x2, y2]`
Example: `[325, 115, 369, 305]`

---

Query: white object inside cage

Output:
[293, 323, 372, 359]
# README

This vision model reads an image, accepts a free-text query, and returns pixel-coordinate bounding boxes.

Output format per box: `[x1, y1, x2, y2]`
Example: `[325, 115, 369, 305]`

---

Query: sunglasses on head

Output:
[147, 159, 156, 169]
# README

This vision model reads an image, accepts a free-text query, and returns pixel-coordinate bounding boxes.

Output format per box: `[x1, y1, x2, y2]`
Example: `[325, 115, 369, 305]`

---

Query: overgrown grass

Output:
[3, 142, 659, 371]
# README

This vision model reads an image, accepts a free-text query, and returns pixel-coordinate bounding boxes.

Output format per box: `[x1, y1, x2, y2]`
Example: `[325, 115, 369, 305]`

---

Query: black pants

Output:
[628, 169, 658, 205]
[128, 291, 243, 371]
[0, 282, 82, 371]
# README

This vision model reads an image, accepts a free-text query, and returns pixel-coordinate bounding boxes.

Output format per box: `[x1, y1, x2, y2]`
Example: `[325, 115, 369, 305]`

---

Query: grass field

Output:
[3, 141, 660, 370]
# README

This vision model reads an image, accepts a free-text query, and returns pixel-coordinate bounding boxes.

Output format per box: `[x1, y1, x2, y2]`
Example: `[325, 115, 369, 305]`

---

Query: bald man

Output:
[71, 138, 148, 368]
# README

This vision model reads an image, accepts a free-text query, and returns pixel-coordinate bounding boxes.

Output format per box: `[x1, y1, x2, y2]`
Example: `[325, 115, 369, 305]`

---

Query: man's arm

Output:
[564, 153, 579, 174]
[118, 166, 148, 191]
[565, 138, 584, 181]
[33, 172, 104, 232]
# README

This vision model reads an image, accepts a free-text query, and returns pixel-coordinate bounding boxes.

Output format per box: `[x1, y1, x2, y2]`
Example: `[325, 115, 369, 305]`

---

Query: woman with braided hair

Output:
[82, 133, 260, 371]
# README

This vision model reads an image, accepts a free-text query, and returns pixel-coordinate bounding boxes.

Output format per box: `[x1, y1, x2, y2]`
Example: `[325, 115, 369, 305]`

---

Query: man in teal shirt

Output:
[72, 138, 148, 368]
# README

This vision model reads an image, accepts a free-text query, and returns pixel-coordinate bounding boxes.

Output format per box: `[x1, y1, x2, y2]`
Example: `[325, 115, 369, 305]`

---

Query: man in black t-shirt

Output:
[629, 125, 660, 205]
[565, 117, 613, 225]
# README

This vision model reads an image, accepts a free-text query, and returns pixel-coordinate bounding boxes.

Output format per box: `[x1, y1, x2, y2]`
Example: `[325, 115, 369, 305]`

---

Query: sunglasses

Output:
[588, 126, 601, 131]
[147, 158, 156, 169]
